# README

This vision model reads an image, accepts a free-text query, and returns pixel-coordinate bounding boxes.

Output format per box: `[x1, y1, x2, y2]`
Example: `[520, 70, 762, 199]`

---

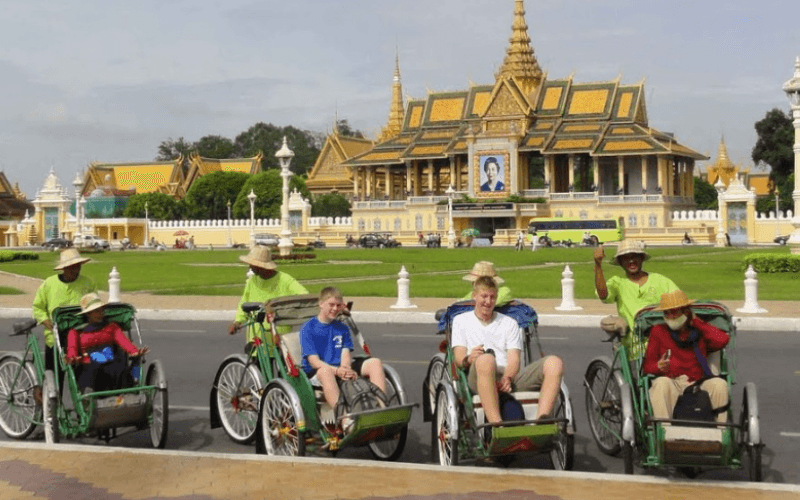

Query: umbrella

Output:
[173, 230, 189, 236]
[461, 228, 479, 238]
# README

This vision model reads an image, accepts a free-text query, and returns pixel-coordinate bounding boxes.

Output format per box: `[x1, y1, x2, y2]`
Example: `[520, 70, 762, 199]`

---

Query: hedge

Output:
[0, 251, 40, 262]
[742, 253, 800, 273]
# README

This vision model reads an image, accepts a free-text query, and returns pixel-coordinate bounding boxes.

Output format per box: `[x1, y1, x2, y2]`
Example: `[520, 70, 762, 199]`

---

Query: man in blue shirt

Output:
[300, 286, 386, 410]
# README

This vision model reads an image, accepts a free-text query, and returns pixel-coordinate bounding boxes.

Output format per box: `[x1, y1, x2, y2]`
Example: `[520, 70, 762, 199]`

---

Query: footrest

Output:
[92, 393, 148, 430]
[488, 423, 559, 455]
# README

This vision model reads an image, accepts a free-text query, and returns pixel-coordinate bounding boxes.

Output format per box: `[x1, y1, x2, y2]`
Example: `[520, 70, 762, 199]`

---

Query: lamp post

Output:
[72, 172, 82, 239]
[714, 178, 727, 247]
[144, 201, 149, 248]
[446, 184, 455, 248]
[227, 199, 232, 247]
[78, 195, 86, 238]
[247, 189, 257, 248]
[782, 56, 800, 250]
[776, 191, 780, 239]
[275, 136, 295, 257]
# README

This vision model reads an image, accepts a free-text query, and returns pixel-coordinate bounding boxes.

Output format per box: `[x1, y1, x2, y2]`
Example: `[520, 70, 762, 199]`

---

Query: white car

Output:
[73, 234, 110, 250]
[254, 233, 280, 247]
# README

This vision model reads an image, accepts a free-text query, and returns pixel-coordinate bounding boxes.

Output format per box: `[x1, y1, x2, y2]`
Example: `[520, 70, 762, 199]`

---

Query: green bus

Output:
[527, 218, 623, 245]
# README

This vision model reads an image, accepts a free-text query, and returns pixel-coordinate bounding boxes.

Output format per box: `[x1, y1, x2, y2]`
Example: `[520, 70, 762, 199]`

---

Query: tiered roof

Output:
[83, 159, 186, 199]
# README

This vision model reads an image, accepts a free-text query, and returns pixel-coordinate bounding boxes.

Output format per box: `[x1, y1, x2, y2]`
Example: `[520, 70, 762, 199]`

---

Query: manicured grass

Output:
[3, 246, 797, 301]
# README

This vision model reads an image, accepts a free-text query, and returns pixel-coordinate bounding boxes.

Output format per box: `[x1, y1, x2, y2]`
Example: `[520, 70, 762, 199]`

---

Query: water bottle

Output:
[131, 364, 141, 383]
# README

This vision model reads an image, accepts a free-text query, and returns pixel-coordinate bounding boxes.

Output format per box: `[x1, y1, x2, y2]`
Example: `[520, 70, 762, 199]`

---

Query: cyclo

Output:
[584, 301, 762, 480]
[0, 303, 168, 447]
[423, 300, 575, 468]
[210, 294, 415, 460]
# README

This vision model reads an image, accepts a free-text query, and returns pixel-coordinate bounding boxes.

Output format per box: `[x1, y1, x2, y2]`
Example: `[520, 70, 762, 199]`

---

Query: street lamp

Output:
[782, 56, 800, 248]
[78, 195, 86, 238]
[775, 191, 780, 239]
[446, 184, 455, 248]
[227, 199, 232, 247]
[247, 189, 257, 248]
[72, 172, 82, 239]
[714, 178, 727, 247]
[144, 201, 149, 248]
[275, 136, 295, 257]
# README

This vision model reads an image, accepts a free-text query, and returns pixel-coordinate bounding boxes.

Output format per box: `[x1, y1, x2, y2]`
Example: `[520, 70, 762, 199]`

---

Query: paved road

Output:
[1, 317, 798, 484]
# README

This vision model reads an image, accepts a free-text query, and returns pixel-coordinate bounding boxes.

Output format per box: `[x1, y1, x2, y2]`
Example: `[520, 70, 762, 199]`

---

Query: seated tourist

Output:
[460, 261, 513, 307]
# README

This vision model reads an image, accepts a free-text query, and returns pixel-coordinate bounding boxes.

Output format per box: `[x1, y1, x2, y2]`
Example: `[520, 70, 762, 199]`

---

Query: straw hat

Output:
[54, 248, 91, 270]
[462, 261, 504, 285]
[611, 239, 650, 265]
[79, 293, 106, 315]
[653, 290, 695, 311]
[238, 246, 277, 270]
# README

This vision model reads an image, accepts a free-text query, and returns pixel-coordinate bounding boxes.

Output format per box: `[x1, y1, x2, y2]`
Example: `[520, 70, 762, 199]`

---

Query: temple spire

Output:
[378, 48, 405, 142]
[496, 0, 543, 95]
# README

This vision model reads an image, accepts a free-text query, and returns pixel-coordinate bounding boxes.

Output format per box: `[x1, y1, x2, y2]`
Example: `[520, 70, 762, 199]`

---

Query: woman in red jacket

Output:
[66, 293, 149, 393]
[643, 290, 730, 423]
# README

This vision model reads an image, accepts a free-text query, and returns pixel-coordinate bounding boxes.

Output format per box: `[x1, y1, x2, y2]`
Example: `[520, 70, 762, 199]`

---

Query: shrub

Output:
[0, 251, 40, 262]
[742, 253, 800, 273]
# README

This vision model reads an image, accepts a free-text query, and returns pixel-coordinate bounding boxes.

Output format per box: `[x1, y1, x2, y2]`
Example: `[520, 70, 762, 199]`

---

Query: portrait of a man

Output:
[480, 156, 504, 192]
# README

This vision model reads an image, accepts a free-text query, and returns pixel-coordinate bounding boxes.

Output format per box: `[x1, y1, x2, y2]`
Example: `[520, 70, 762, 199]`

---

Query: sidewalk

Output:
[1, 270, 799, 331]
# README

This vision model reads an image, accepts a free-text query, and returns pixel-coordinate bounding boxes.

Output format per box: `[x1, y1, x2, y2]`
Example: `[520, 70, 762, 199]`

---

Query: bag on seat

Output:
[498, 392, 524, 421]
[673, 383, 714, 423]
[338, 378, 387, 414]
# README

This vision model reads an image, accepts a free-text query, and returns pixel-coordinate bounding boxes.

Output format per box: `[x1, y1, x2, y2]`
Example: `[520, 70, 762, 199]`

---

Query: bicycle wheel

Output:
[424, 354, 447, 419]
[369, 367, 408, 461]
[585, 359, 622, 455]
[43, 370, 59, 444]
[0, 355, 39, 439]
[214, 357, 264, 444]
[549, 389, 574, 470]
[258, 381, 305, 456]
[740, 383, 762, 482]
[146, 360, 168, 449]
[435, 385, 459, 466]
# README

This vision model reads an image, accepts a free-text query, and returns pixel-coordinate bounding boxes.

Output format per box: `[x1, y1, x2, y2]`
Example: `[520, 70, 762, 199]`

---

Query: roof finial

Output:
[496, 0, 542, 95]
[377, 48, 406, 142]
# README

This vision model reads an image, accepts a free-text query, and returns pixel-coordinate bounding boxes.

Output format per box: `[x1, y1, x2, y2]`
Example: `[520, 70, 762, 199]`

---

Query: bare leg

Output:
[475, 354, 501, 423]
[316, 365, 340, 408]
[360, 358, 386, 393]
[536, 356, 564, 418]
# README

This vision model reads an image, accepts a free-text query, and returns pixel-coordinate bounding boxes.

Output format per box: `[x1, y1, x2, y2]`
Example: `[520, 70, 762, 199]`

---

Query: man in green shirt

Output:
[32, 248, 97, 371]
[460, 261, 513, 306]
[594, 240, 678, 358]
[228, 246, 308, 341]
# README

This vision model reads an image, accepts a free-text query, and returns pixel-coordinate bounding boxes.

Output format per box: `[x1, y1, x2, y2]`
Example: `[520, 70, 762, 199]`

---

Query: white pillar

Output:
[108, 267, 121, 303]
[737, 265, 767, 313]
[783, 57, 800, 251]
[390, 266, 417, 309]
[555, 265, 582, 311]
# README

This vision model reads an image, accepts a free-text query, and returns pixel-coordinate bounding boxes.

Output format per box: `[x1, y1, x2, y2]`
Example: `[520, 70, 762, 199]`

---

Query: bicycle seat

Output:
[241, 302, 262, 314]
[11, 319, 37, 336]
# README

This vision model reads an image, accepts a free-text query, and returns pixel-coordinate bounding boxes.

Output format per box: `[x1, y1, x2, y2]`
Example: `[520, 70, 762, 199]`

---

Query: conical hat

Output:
[653, 290, 695, 311]
[54, 248, 91, 270]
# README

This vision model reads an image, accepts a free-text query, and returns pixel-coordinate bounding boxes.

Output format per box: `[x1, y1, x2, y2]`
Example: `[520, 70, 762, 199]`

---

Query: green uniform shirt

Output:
[599, 272, 678, 359]
[461, 286, 513, 307]
[235, 271, 308, 341]
[32, 274, 97, 347]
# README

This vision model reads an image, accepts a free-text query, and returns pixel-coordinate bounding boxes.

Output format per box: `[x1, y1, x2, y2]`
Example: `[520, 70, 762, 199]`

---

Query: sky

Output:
[1, 0, 798, 199]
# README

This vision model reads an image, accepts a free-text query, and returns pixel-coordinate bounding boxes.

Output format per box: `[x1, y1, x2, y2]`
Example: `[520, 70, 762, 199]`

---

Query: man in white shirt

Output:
[452, 276, 564, 426]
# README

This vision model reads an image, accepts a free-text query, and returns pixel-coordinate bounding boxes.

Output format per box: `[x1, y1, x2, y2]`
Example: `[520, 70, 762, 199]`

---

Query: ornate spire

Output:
[496, 0, 543, 95]
[709, 135, 738, 187]
[378, 49, 406, 142]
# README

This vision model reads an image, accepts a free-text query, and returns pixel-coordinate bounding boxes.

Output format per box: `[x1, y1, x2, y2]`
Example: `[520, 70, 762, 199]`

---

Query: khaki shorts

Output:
[467, 356, 553, 394]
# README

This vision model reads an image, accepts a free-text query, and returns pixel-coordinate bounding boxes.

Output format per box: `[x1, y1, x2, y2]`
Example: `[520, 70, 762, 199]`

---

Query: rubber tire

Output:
[0, 355, 39, 440]
[146, 361, 169, 449]
[622, 441, 634, 474]
[368, 368, 408, 461]
[43, 371, 60, 444]
[424, 354, 447, 421]
[434, 386, 459, 466]
[550, 390, 575, 471]
[258, 382, 305, 457]
[741, 384, 762, 482]
[214, 357, 264, 444]
[584, 359, 623, 455]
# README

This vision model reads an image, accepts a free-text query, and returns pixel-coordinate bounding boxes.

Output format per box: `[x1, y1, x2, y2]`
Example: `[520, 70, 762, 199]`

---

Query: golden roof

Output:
[496, 0, 543, 96]
[83, 159, 185, 198]
[377, 52, 406, 143]
[306, 133, 373, 188]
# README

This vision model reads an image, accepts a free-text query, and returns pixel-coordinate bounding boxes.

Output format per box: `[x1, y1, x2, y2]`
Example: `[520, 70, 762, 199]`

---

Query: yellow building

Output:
[704, 136, 771, 196]
[0, 173, 35, 246]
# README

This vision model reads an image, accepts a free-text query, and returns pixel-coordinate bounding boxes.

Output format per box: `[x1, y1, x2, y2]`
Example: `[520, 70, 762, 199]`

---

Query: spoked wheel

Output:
[424, 354, 447, 419]
[585, 359, 623, 455]
[549, 389, 575, 470]
[0, 355, 39, 439]
[146, 360, 168, 449]
[368, 367, 408, 461]
[258, 381, 305, 456]
[740, 382, 762, 482]
[214, 357, 264, 444]
[42, 371, 60, 444]
[434, 385, 459, 466]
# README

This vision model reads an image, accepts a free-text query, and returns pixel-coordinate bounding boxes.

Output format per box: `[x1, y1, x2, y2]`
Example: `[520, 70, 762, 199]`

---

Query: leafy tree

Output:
[122, 192, 183, 220]
[752, 108, 794, 185]
[156, 137, 193, 161]
[233, 170, 310, 219]
[311, 193, 351, 218]
[233, 122, 321, 175]
[337, 119, 365, 139]
[183, 171, 251, 220]
[694, 177, 718, 210]
[195, 135, 237, 159]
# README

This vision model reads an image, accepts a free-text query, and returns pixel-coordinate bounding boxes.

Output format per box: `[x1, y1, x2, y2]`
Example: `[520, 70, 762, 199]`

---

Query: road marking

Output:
[383, 360, 429, 365]
[170, 405, 209, 412]
[780, 432, 800, 437]
[539, 337, 569, 341]
[388, 334, 439, 339]
[151, 329, 206, 333]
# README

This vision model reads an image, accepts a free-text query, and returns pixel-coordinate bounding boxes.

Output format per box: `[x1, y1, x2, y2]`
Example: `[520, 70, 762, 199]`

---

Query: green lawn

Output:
[2, 246, 797, 301]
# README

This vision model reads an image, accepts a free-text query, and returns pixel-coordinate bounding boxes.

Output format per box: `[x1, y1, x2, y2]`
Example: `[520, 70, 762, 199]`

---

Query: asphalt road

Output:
[1, 317, 798, 484]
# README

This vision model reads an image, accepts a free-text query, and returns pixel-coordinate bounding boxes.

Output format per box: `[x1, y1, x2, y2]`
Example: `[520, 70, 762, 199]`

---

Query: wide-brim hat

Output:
[462, 261, 504, 285]
[54, 248, 91, 270]
[653, 290, 695, 311]
[611, 239, 650, 265]
[239, 246, 277, 270]
[79, 292, 106, 315]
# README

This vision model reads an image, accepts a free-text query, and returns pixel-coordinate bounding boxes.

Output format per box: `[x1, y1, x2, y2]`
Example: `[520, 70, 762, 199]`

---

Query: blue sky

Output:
[1, 0, 797, 198]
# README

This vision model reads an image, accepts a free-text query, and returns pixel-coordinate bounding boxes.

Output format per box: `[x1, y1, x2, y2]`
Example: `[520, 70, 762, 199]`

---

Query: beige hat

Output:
[611, 239, 650, 265]
[79, 293, 106, 315]
[653, 290, 695, 311]
[462, 261, 504, 285]
[239, 246, 277, 270]
[54, 248, 91, 270]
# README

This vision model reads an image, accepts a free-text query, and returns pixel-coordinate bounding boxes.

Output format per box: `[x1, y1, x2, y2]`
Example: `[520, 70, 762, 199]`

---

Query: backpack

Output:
[337, 378, 388, 415]
[672, 382, 714, 423]
[498, 392, 525, 421]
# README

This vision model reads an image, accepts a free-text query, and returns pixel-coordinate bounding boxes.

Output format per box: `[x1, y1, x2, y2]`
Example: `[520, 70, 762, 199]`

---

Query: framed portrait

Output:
[475, 152, 509, 198]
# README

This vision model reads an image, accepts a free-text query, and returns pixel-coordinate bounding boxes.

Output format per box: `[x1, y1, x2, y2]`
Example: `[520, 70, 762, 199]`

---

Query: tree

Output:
[694, 177, 718, 210]
[194, 135, 237, 159]
[233, 170, 310, 220]
[122, 192, 183, 220]
[183, 171, 251, 220]
[752, 108, 794, 185]
[336, 119, 365, 139]
[156, 137, 193, 176]
[311, 193, 351, 218]
[233, 122, 321, 175]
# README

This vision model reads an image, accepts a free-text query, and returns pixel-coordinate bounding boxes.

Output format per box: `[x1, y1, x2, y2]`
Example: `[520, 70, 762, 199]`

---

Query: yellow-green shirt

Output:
[32, 274, 97, 347]
[235, 272, 308, 341]
[461, 286, 513, 307]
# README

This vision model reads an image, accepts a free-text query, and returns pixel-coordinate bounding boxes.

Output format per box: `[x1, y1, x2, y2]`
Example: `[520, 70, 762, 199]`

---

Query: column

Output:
[641, 156, 648, 193]
[414, 161, 421, 196]
[449, 156, 457, 191]
[592, 157, 599, 190]
[657, 156, 666, 194]
[353, 168, 360, 200]
[427, 159, 434, 195]
[568, 155, 575, 191]
[544, 156, 552, 191]
[617, 157, 625, 194]
[455, 157, 462, 190]
[385, 167, 391, 199]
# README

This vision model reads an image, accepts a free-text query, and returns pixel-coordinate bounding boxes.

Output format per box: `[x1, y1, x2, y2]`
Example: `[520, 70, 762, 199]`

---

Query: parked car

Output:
[254, 233, 280, 247]
[306, 239, 327, 249]
[774, 234, 790, 245]
[358, 233, 401, 248]
[42, 237, 73, 250]
[72, 234, 110, 250]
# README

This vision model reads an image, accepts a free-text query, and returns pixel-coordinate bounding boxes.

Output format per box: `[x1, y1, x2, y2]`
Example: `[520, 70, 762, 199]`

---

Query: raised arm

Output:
[594, 245, 608, 300]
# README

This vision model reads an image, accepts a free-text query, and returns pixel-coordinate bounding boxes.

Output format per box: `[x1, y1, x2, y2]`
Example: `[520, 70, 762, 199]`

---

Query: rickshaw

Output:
[584, 301, 762, 480]
[210, 294, 415, 460]
[0, 303, 168, 447]
[423, 300, 575, 469]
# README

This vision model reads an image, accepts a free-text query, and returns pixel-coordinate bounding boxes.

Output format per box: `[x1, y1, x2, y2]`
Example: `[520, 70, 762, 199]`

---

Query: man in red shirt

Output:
[643, 290, 730, 423]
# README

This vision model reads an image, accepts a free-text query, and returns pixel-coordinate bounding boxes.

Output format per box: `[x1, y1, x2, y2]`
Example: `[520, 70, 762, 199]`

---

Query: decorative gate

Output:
[726, 202, 747, 245]
[44, 207, 59, 241]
